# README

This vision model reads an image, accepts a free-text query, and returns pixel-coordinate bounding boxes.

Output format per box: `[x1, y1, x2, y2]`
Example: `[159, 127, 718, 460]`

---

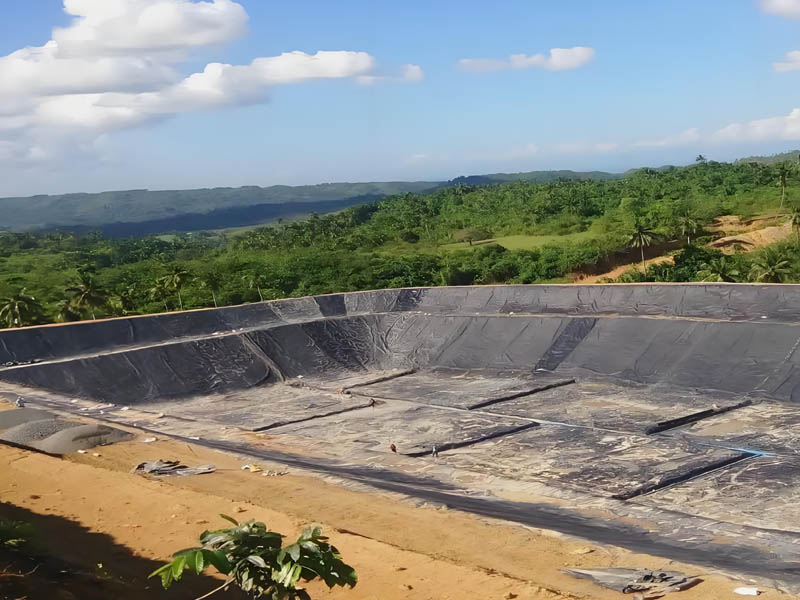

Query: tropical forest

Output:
[2, 155, 800, 328]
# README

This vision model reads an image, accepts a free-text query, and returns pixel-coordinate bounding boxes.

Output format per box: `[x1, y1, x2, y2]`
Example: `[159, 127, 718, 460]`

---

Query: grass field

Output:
[440, 231, 597, 252]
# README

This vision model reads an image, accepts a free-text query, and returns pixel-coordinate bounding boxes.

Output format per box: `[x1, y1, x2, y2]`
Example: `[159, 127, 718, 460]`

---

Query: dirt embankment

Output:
[576, 215, 794, 283]
[0, 435, 782, 600]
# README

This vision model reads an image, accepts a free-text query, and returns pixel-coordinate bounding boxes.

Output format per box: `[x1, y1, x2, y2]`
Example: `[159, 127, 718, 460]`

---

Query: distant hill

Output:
[0, 170, 626, 236]
[735, 150, 800, 165]
[0, 182, 439, 236]
[448, 169, 621, 185]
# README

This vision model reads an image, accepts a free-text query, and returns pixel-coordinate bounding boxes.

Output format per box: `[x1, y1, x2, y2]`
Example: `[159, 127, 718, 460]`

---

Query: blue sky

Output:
[2, 0, 800, 196]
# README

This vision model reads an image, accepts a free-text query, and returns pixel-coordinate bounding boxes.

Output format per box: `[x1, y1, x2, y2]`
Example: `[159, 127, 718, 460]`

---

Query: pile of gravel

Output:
[0, 418, 77, 445]
[0, 408, 55, 430]
[0, 409, 134, 454]
[32, 424, 134, 454]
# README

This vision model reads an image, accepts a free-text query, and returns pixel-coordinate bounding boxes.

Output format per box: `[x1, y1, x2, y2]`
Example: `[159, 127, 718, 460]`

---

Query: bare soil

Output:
[0, 433, 784, 600]
[576, 214, 794, 283]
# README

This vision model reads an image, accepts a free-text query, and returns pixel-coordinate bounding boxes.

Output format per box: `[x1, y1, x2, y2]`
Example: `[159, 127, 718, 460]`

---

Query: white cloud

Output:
[713, 108, 800, 142]
[633, 128, 701, 148]
[53, 0, 248, 56]
[0, 41, 178, 99]
[458, 46, 595, 73]
[774, 50, 800, 71]
[0, 0, 421, 167]
[760, 0, 800, 18]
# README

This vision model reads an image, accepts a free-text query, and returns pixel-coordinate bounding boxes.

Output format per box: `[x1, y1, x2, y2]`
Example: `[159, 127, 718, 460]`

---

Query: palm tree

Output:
[790, 205, 800, 245]
[66, 273, 107, 320]
[162, 266, 190, 311]
[0, 288, 43, 328]
[749, 247, 792, 283]
[196, 270, 223, 308]
[148, 278, 170, 312]
[627, 221, 657, 272]
[115, 283, 139, 315]
[777, 162, 793, 210]
[55, 299, 82, 323]
[242, 273, 268, 302]
[677, 214, 700, 245]
[697, 256, 740, 282]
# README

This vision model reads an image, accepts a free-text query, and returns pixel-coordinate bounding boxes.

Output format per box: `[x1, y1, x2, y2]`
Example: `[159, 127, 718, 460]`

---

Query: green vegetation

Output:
[0, 520, 35, 552]
[2, 157, 800, 327]
[151, 516, 356, 599]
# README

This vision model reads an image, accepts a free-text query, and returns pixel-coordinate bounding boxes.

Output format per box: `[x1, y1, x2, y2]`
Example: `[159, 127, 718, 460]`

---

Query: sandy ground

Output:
[0, 433, 786, 600]
[578, 256, 674, 284]
[709, 221, 792, 252]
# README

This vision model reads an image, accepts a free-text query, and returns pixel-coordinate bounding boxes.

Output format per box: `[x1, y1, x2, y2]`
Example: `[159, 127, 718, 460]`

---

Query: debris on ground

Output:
[562, 568, 699, 598]
[263, 469, 288, 477]
[733, 587, 760, 596]
[132, 459, 216, 477]
[142, 437, 157, 443]
[241, 463, 263, 473]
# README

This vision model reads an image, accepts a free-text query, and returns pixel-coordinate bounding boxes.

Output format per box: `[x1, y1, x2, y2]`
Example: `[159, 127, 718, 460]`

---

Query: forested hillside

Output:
[0, 169, 621, 235]
[2, 158, 800, 328]
[0, 181, 439, 234]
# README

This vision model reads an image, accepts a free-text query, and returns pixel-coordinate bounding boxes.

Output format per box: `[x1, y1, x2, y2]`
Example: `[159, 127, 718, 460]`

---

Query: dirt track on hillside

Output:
[577, 215, 793, 283]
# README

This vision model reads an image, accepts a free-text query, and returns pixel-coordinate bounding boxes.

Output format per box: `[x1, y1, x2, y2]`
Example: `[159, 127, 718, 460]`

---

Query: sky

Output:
[3, 0, 800, 196]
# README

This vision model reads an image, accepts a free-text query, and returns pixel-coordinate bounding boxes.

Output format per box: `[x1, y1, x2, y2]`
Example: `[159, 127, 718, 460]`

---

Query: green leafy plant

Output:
[0, 520, 35, 552]
[149, 516, 357, 599]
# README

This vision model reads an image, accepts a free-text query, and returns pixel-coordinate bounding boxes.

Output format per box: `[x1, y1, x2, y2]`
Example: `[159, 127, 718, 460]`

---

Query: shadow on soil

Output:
[0, 502, 245, 600]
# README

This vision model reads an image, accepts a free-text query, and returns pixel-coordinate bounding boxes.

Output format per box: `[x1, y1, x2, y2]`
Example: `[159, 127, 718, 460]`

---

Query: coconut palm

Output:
[148, 278, 170, 312]
[697, 256, 740, 283]
[162, 266, 190, 311]
[115, 283, 139, 315]
[55, 298, 82, 323]
[790, 205, 800, 245]
[776, 162, 793, 210]
[627, 221, 658, 272]
[65, 273, 107, 320]
[242, 273, 268, 302]
[0, 288, 43, 328]
[676, 214, 700, 245]
[749, 247, 792, 283]
[196, 270, 223, 308]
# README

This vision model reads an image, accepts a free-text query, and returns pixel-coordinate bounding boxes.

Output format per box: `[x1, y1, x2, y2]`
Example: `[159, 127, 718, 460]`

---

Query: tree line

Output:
[1, 157, 799, 327]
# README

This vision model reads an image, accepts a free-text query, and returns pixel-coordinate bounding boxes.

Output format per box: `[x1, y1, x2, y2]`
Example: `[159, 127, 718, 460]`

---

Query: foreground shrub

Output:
[150, 516, 357, 599]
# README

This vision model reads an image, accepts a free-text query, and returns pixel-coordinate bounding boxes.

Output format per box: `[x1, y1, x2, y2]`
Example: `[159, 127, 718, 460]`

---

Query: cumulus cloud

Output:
[0, 0, 421, 167]
[458, 47, 595, 73]
[713, 108, 800, 142]
[53, 0, 249, 56]
[774, 50, 800, 71]
[760, 0, 800, 18]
